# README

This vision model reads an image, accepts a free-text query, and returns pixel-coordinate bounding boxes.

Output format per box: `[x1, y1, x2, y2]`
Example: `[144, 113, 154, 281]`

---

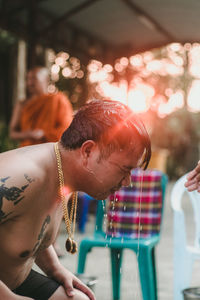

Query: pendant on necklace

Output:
[65, 237, 73, 252]
[65, 238, 78, 254]
[71, 240, 78, 254]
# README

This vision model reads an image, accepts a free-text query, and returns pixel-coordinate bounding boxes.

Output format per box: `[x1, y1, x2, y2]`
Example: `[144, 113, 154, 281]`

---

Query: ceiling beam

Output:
[121, 0, 174, 42]
[38, 6, 108, 46]
[0, 0, 47, 23]
[37, 7, 116, 60]
[1, 0, 7, 11]
[37, 0, 100, 37]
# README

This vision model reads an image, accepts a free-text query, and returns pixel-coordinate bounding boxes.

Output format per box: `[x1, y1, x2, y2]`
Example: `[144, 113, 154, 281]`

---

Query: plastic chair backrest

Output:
[171, 174, 200, 249]
[95, 200, 106, 234]
[95, 169, 168, 238]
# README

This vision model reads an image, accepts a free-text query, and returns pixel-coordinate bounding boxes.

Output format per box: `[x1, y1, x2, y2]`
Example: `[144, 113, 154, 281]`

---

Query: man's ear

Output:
[80, 140, 97, 164]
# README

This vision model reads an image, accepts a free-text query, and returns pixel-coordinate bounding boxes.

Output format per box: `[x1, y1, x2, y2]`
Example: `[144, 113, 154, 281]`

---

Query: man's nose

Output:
[121, 172, 131, 187]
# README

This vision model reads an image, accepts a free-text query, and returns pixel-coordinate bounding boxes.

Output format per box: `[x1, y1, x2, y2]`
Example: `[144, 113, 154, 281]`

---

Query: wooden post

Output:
[27, 0, 37, 69]
[16, 39, 26, 102]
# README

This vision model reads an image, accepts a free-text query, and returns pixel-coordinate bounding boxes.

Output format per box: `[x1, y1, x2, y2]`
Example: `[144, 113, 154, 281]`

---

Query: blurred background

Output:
[1, 2, 200, 299]
[0, 0, 200, 179]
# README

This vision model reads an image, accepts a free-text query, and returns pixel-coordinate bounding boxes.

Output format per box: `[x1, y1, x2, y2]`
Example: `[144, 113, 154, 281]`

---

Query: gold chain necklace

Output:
[54, 142, 78, 254]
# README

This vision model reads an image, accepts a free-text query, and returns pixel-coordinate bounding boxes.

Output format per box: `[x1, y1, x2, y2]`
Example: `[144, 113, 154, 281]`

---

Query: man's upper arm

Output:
[0, 172, 33, 224]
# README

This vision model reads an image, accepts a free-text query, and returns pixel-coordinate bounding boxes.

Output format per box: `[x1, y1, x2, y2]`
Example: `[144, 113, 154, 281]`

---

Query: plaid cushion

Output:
[106, 169, 163, 238]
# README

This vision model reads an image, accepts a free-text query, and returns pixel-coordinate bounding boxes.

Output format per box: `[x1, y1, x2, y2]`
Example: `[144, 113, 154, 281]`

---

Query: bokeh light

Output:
[49, 43, 200, 114]
[187, 80, 200, 112]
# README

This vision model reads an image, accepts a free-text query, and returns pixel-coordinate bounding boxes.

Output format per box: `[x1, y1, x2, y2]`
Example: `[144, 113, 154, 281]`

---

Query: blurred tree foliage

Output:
[0, 29, 16, 50]
[0, 30, 18, 152]
[49, 52, 89, 110]
[0, 122, 18, 152]
[146, 109, 200, 179]
[87, 43, 200, 179]
[0, 29, 17, 123]
[55, 72, 88, 110]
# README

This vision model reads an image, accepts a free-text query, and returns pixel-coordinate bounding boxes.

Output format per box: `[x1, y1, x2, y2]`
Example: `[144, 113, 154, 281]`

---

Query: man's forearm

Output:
[0, 280, 14, 298]
[0, 280, 33, 299]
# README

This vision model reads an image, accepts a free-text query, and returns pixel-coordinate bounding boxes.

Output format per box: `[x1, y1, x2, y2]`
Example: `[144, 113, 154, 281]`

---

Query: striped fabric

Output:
[106, 169, 163, 238]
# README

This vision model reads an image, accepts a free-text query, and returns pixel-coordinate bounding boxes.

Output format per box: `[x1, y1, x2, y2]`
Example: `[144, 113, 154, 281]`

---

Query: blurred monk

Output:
[9, 66, 73, 256]
[9, 66, 73, 147]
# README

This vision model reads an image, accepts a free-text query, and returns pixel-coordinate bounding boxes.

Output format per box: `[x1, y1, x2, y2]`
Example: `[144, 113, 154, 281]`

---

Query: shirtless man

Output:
[9, 66, 73, 257]
[0, 99, 151, 299]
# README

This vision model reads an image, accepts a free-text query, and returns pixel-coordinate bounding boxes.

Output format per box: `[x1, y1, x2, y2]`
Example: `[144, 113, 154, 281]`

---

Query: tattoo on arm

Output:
[24, 174, 35, 183]
[33, 215, 51, 253]
[0, 176, 29, 222]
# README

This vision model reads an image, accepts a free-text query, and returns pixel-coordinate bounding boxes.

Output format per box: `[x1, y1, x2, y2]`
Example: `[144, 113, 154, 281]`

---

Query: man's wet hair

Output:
[61, 99, 151, 169]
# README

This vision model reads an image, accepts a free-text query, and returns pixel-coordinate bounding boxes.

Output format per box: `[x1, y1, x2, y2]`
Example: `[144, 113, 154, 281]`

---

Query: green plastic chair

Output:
[77, 170, 168, 300]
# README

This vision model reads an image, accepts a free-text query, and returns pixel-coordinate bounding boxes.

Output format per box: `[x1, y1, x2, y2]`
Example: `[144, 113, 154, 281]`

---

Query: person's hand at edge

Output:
[185, 160, 200, 192]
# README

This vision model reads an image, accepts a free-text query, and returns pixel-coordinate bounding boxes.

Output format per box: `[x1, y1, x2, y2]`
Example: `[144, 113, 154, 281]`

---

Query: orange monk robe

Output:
[20, 92, 73, 147]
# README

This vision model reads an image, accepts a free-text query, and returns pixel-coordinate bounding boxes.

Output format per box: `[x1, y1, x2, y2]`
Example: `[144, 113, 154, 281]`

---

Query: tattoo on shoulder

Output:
[0, 176, 29, 222]
[32, 215, 51, 253]
[24, 174, 35, 183]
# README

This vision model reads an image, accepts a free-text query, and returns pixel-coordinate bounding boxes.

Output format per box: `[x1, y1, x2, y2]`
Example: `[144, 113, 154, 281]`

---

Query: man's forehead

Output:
[113, 148, 142, 163]
[125, 147, 146, 167]
[126, 142, 145, 156]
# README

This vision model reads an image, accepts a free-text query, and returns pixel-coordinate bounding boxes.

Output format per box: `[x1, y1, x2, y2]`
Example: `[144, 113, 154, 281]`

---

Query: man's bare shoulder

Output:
[0, 143, 55, 223]
[0, 144, 52, 179]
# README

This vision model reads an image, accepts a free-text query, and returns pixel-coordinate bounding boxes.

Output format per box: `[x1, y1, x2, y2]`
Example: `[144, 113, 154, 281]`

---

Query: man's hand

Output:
[52, 266, 96, 300]
[36, 245, 96, 300]
[185, 160, 200, 192]
[29, 129, 45, 140]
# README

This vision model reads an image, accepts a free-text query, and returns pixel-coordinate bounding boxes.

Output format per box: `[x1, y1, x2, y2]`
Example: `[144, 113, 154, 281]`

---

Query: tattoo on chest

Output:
[0, 176, 29, 222]
[32, 215, 51, 253]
